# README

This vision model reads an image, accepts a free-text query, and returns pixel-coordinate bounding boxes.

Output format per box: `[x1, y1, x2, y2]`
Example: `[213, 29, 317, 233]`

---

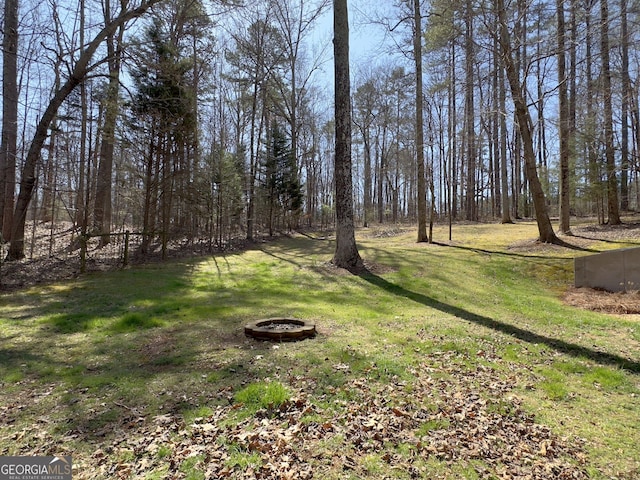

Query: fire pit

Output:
[244, 318, 316, 341]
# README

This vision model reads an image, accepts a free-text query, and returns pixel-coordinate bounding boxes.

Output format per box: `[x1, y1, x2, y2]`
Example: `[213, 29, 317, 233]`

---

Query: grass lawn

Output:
[1, 221, 639, 479]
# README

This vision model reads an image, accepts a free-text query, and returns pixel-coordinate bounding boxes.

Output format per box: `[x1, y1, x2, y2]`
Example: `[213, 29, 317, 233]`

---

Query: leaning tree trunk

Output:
[7, 0, 161, 260]
[332, 0, 362, 270]
[497, 0, 558, 243]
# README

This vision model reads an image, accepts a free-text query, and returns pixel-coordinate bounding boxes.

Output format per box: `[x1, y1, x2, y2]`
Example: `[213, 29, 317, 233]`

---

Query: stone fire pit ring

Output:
[244, 318, 316, 341]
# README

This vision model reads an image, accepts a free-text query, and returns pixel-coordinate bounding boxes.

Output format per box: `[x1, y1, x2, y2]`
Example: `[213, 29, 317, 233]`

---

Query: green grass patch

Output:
[583, 366, 629, 391]
[183, 406, 215, 424]
[44, 312, 95, 333]
[156, 445, 172, 459]
[143, 466, 170, 480]
[234, 381, 290, 414]
[225, 448, 262, 470]
[3, 370, 25, 383]
[417, 418, 451, 436]
[111, 312, 163, 332]
[632, 325, 640, 342]
[179, 454, 205, 480]
[537, 367, 571, 401]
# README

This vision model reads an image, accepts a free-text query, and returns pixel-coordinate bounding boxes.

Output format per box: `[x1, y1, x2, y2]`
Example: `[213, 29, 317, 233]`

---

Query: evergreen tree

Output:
[128, 4, 205, 254]
[263, 121, 303, 235]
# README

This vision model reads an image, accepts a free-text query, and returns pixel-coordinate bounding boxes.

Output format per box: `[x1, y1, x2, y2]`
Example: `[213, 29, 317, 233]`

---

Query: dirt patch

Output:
[508, 221, 640, 254]
[508, 235, 596, 253]
[564, 287, 640, 315]
[359, 225, 415, 239]
[574, 221, 640, 241]
[138, 332, 177, 360]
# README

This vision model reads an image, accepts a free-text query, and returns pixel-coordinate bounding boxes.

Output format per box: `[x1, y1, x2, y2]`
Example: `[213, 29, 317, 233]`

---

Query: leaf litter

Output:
[1, 349, 590, 479]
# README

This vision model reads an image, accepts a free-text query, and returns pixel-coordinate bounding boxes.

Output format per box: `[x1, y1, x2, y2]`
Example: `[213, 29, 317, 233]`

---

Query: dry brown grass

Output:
[564, 287, 640, 315]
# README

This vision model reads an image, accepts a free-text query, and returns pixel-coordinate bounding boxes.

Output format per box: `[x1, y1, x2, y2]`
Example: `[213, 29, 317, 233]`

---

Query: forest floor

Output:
[0, 219, 639, 479]
[0, 223, 263, 291]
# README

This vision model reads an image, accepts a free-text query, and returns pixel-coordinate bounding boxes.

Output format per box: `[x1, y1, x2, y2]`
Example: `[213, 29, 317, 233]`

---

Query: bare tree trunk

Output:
[160, 133, 172, 259]
[1, 0, 19, 242]
[41, 123, 58, 223]
[557, 0, 571, 234]
[584, 1, 602, 223]
[620, 0, 630, 211]
[496, 0, 558, 243]
[354, 82, 374, 227]
[141, 123, 157, 255]
[497, 17, 511, 224]
[332, 0, 362, 270]
[569, 0, 577, 203]
[377, 138, 384, 223]
[491, 34, 501, 219]
[246, 58, 262, 242]
[7, 0, 161, 260]
[536, 15, 546, 187]
[94, 0, 125, 246]
[628, 18, 640, 212]
[75, 0, 88, 229]
[633, 89, 640, 211]
[363, 128, 372, 228]
[600, 0, 621, 225]
[414, 0, 427, 242]
[448, 43, 457, 233]
[464, 0, 476, 221]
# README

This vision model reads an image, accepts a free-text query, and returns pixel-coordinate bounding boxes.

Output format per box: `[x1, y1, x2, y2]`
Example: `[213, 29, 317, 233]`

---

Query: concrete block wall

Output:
[574, 246, 640, 292]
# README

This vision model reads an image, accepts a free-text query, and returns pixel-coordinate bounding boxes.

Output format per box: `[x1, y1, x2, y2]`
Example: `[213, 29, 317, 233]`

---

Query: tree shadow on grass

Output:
[571, 234, 640, 247]
[431, 240, 600, 257]
[358, 269, 640, 374]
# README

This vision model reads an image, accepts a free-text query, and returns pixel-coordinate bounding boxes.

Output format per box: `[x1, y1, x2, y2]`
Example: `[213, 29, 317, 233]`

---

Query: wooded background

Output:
[1, 0, 638, 260]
